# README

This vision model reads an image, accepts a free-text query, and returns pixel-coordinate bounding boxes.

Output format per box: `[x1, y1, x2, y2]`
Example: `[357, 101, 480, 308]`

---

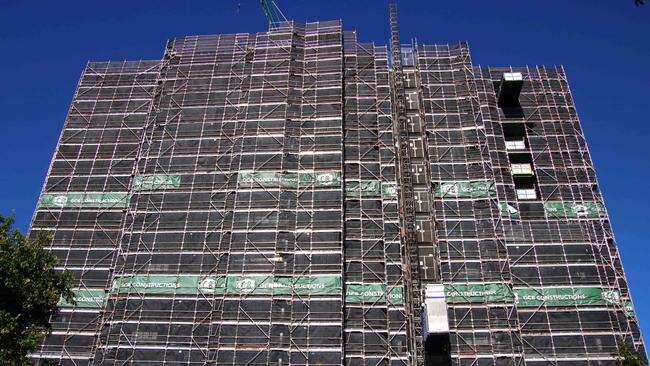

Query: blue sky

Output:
[1, 0, 648, 337]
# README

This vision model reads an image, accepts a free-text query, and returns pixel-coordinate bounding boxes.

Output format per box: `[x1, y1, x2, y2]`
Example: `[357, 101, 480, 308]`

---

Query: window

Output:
[516, 188, 537, 200]
[407, 114, 422, 133]
[505, 140, 526, 150]
[498, 73, 524, 110]
[409, 138, 425, 158]
[403, 72, 416, 88]
[511, 163, 534, 176]
[401, 48, 415, 66]
[405, 91, 419, 109]
[503, 72, 523, 81]
[410, 164, 426, 184]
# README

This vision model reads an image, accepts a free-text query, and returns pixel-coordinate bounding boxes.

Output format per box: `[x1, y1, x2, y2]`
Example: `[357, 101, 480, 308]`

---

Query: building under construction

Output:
[29, 5, 645, 366]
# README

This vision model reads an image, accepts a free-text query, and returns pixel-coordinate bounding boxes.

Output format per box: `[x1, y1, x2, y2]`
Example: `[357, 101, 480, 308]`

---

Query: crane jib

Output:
[259, 0, 287, 29]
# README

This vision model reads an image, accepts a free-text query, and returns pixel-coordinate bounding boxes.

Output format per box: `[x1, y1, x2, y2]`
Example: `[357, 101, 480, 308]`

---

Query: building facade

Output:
[30, 11, 644, 366]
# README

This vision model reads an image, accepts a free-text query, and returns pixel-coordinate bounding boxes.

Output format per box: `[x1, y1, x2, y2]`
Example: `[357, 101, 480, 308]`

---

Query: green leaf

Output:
[0, 214, 76, 365]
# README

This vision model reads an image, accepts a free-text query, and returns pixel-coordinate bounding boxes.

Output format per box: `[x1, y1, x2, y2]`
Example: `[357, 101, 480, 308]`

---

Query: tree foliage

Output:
[0, 215, 75, 366]
[615, 341, 648, 366]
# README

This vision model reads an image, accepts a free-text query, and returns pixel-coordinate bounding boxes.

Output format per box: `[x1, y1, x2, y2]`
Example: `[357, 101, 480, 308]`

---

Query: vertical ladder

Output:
[388, 4, 424, 366]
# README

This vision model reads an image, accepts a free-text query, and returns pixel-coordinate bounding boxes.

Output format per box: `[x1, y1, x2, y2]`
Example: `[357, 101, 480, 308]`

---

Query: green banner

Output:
[345, 284, 403, 305]
[133, 175, 181, 190]
[111, 275, 225, 295]
[514, 287, 621, 307]
[624, 302, 635, 318]
[346, 180, 381, 196]
[238, 172, 295, 188]
[238, 172, 342, 188]
[382, 182, 398, 199]
[434, 181, 496, 198]
[499, 202, 520, 219]
[544, 202, 605, 218]
[387, 286, 404, 305]
[444, 284, 514, 303]
[111, 275, 341, 296]
[299, 172, 342, 187]
[59, 289, 107, 308]
[225, 275, 341, 295]
[40, 193, 129, 209]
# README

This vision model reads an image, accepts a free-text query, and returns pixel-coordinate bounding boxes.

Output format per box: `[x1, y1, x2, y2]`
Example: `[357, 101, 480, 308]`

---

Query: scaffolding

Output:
[29, 5, 644, 366]
[92, 21, 352, 365]
[473, 65, 644, 364]
[30, 60, 161, 364]
[342, 28, 410, 365]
